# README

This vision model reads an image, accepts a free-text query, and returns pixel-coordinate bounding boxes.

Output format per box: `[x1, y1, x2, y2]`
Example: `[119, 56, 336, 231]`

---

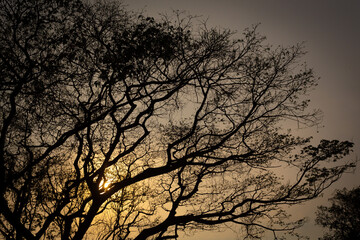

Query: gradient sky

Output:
[124, 1, 360, 239]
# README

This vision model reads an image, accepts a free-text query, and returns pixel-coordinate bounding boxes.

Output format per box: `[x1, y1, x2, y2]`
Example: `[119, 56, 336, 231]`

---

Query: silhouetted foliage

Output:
[316, 187, 360, 240]
[0, 0, 355, 239]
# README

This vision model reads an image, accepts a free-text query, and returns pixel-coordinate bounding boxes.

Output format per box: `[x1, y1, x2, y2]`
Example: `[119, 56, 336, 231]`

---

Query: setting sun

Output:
[99, 179, 112, 191]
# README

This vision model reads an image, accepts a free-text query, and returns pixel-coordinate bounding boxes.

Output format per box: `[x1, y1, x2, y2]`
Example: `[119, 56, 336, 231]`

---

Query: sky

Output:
[124, 1, 360, 239]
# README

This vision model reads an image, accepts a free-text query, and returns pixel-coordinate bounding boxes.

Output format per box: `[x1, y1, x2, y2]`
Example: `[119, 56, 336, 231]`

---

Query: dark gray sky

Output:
[125, 1, 360, 239]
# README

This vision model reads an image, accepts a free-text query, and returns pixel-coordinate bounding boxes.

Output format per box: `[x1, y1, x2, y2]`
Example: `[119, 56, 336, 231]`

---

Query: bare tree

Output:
[0, 0, 355, 239]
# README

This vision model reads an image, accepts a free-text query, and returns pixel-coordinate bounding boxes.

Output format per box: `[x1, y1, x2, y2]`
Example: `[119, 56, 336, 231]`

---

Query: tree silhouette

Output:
[0, 0, 355, 239]
[316, 187, 360, 240]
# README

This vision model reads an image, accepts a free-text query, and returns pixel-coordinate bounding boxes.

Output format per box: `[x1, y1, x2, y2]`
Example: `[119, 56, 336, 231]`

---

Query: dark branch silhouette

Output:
[0, 0, 355, 239]
[316, 186, 360, 240]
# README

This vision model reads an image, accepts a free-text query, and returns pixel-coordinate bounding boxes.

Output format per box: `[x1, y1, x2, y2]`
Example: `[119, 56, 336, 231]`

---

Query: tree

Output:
[316, 187, 360, 240]
[0, 0, 355, 239]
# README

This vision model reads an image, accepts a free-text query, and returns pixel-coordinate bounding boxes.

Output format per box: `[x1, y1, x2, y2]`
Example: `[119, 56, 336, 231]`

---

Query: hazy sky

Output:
[124, 1, 360, 239]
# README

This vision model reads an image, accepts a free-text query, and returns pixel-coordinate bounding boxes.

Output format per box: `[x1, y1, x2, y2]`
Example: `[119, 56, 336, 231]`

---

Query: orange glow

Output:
[99, 178, 112, 191]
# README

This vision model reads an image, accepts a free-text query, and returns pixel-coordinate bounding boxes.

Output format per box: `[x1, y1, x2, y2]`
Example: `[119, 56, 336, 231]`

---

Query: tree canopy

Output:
[316, 186, 360, 240]
[0, 0, 355, 239]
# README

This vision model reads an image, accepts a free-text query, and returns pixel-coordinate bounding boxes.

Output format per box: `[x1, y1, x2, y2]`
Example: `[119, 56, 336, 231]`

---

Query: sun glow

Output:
[99, 178, 112, 191]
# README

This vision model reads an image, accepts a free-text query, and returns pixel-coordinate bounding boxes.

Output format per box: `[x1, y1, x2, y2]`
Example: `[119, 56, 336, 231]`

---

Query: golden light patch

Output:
[99, 178, 112, 191]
